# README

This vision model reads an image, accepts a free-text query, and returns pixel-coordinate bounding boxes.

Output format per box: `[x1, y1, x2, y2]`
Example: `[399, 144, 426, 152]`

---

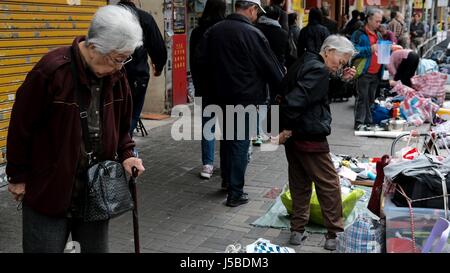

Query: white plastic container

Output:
[377, 40, 392, 65]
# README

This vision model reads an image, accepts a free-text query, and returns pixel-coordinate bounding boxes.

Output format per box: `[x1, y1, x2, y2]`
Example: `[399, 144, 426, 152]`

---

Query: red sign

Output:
[172, 34, 187, 106]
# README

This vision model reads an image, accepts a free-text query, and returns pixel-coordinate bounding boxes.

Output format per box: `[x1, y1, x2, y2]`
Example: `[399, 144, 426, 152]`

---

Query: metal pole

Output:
[423, 1, 429, 38]
[406, 0, 413, 33]
[430, 0, 435, 37]
[443, 4, 449, 33]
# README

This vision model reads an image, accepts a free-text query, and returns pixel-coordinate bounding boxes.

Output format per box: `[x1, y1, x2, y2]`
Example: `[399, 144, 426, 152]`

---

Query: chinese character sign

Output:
[172, 34, 187, 106]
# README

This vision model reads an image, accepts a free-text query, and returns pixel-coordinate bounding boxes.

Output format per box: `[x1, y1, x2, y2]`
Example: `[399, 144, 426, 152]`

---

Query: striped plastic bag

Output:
[336, 213, 384, 253]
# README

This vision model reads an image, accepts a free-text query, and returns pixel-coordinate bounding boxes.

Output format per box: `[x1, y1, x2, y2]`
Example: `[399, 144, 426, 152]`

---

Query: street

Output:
[0, 97, 396, 253]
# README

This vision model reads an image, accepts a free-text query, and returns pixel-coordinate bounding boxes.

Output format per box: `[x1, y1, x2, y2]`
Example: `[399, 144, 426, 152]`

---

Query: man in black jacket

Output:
[256, 5, 288, 68]
[321, 6, 338, 34]
[197, 0, 284, 207]
[297, 7, 330, 58]
[118, 0, 167, 136]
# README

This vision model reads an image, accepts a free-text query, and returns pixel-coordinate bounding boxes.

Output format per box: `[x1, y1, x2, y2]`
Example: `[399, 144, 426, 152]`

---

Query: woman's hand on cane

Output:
[123, 157, 145, 177]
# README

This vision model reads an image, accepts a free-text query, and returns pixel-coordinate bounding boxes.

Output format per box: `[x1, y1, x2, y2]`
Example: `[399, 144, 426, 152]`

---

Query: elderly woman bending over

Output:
[278, 35, 356, 251]
[7, 5, 145, 253]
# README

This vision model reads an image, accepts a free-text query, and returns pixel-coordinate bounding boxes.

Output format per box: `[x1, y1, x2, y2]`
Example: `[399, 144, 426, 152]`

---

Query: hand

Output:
[389, 80, 398, 87]
[371, 44, 378, 53]
[8, 183, 25, 201]
[278, 130, 292, 145]
[342, 66, 356, 81]
[123, 157, 145, 177]
[391, 44, 403, 51]
[152, 64, 162, 77]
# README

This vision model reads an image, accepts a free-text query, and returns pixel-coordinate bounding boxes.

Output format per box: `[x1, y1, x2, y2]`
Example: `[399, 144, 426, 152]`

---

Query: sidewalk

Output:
[0, 98, 396, 253]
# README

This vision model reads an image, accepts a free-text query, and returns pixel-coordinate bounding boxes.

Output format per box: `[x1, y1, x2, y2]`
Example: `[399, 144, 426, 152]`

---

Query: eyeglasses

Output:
[107, 54, 133, 66]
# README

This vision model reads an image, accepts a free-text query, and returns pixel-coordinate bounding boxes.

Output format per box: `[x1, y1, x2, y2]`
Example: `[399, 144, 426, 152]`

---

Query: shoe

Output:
[226, 194, 249, 207]
[354, 124, 368, 131]
[369, 124, 386, 131]
[252, 136, 263, 146]
[289, 231, 308, 245]
[200, 164, 213, 179]
[324, 237, 337, 251]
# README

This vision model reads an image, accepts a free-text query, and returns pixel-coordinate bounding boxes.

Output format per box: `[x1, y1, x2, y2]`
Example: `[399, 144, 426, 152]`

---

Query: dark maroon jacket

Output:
[6, 37, 135, 216]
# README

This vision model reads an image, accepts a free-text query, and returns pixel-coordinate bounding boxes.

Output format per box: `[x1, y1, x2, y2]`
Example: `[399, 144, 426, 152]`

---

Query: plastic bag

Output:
[245, 238, 295, 253]
[336, 213, 384, 253]
[400, 147, 419, 160]
[280, 185, 365, 226]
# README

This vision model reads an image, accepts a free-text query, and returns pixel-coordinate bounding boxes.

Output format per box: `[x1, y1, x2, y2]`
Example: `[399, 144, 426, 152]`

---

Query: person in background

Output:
[342, 9, 363, 39]
[256, 5, 288, 68]
[340, 13, 349, 30]
[118, 0, 167, 137]
[7, 5, 145, 253]
[196, 0, 284, 207]
[190, 0, 226, 179]
[388, 11, 406, 46]
[352, 8, 384, 131]
[359, 12, 366, 22]
[410, 13, 425, 50]
[379, 23, 397, 44]
[297, 7, 330, 58]
[286, 12, 301, 68]
[270, 0, 289, 31]
[321, 6, 338, 34]
[278, 35, 356, 251]
[387, 49, 419, 87]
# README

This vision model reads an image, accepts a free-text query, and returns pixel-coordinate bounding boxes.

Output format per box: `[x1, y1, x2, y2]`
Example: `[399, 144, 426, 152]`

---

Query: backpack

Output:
[351, 57, 367, 79]
[288, 30, 298, 59]
[351, 30, 368, 79]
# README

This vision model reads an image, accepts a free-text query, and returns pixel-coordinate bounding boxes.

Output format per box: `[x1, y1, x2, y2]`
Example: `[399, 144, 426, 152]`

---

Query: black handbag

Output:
[70, 48, 133, 222]
[84, 160, 134, 222]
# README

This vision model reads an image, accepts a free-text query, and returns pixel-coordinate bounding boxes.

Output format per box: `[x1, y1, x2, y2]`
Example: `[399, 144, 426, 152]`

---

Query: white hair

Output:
[320, 35, 357, 56]
[367, 8, 383, 19]
[86, 5, 143, 55]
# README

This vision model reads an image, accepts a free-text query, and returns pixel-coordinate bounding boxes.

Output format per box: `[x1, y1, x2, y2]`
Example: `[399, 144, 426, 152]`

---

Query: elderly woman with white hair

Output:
[277, 35, 356, 251]
[6, 5, 145, 253]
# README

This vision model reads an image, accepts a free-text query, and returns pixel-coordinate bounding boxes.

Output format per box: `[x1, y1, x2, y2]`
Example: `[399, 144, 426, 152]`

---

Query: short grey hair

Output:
[320, 35, 357, 56]
[367, 8, 383, 20]
[86, 5, 143, 55]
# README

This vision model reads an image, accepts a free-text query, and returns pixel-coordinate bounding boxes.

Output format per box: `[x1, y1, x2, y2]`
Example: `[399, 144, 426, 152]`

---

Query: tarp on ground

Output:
[251, 186, 377, 234]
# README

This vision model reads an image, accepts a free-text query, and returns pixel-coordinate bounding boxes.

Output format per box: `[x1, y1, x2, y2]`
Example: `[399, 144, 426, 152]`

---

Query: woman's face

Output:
[324, 49, 351, 74]
[86, 45, 132, 78]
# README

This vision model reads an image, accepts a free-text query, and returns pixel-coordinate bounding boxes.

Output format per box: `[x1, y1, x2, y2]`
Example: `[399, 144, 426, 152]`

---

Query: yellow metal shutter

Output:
[0, 0, 106, 165]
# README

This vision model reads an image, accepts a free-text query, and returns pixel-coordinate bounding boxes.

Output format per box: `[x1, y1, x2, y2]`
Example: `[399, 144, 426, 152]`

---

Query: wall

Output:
[0, 0, 105, 165]
[141, 0, 167, 114]
[109, 0, 168, 114]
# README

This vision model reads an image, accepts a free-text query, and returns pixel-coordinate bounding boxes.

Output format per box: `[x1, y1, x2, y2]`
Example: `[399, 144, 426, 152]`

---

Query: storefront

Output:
[0, 0, 106, 169]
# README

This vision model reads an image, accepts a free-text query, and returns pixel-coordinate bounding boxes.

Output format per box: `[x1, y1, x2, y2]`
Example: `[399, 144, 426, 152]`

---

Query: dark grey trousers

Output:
[354, 73, 380, 128]
[22, 204, 109, 253]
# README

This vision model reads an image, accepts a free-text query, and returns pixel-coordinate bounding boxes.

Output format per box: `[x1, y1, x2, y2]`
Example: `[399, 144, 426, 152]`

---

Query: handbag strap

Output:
[70, 47, 94, 163]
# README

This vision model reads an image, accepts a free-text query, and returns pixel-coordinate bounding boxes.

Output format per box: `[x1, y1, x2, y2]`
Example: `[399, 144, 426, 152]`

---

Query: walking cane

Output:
[129, 166, 140, 253]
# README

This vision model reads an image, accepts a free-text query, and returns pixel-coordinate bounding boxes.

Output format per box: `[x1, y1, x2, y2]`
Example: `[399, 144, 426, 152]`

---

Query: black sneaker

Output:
[226, 194, 249, 207]
[354, 124, 368, 131]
